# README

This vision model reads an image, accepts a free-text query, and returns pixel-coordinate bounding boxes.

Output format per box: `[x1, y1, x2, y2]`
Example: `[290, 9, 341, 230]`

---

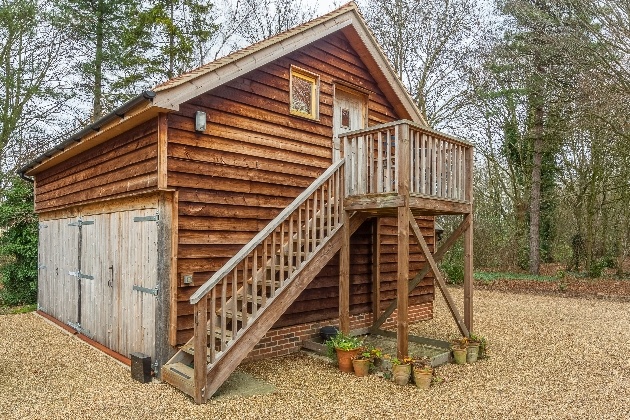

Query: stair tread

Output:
[162, 361, 196, 398]
[164, 362, 194, 379]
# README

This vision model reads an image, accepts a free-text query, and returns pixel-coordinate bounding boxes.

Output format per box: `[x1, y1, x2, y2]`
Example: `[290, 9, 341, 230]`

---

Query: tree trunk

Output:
[168, 1, 175, 79]
[529, 105, 543, 275]
[93, 0, 104, 121]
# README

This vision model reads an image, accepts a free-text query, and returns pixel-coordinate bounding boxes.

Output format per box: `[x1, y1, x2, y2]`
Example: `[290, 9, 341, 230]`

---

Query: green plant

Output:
[441, 260, 464, 284]
[390, 355, 413, 366]
[354, 346, 383, 362]
[325, 331, 363, 359]
[469, 333, 488, 359]
[451, 337, 469, 350]
[0, 178, 38, 306]
[587, 258, 607, 278]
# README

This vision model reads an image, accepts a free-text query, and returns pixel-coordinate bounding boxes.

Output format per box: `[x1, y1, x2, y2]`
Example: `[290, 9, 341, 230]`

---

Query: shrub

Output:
[441, 260, 464, 284]
[0, 178, 38, 306]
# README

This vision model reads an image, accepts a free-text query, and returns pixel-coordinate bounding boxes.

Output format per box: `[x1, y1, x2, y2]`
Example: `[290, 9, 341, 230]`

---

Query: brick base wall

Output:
[243, 302, 433, 362]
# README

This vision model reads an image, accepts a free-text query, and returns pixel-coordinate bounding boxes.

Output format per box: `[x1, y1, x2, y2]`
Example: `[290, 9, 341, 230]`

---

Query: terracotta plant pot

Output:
[413, 368, 433, 390]
[392, 363, 411, 385]
[352, 358, 371, 377]
[467, 343, 479, 363]
[452, 348, 467, 365]
[336, 348, 360, 373]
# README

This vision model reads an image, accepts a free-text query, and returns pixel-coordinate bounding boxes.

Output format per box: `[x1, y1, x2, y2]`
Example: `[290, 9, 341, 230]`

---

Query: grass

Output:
[474, 271, 556, 283]
[0, 303, 37, 315]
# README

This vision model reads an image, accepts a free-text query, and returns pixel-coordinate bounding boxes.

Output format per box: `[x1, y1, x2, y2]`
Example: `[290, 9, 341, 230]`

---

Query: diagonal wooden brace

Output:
[409, 213, 469, 337]
[370, 215, 470, 332]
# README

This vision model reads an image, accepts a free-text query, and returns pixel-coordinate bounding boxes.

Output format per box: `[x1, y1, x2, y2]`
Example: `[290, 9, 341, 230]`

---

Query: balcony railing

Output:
[342, 120, 473, 202]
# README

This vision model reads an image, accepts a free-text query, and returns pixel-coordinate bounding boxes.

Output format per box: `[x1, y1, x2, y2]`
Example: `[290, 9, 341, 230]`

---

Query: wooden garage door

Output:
[81, 207, 159, 359]
[38, 204, 159, 360]
[37, 216, 79, 325]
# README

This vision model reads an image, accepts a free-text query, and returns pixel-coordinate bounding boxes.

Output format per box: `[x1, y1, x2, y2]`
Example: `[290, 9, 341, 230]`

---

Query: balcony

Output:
[342, 120, 473, 217]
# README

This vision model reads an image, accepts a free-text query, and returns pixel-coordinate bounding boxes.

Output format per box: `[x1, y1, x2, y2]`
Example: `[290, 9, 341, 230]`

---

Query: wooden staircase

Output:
[162, 159, 366, 403]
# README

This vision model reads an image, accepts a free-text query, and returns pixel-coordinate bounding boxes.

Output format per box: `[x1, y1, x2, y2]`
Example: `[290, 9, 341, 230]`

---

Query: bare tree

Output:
[0, 0, 72, 173]
[361, 0, 488, 129]
[220, 0, 316, 49]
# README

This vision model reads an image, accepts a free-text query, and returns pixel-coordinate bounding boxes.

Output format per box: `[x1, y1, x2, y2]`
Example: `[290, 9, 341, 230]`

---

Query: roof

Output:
[21, 1, 426, 176]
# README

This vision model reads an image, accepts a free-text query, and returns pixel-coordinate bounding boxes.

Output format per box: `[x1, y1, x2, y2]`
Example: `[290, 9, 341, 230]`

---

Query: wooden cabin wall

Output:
[169, 31, 434, 343]
[275, 217, 435, 328]
[34, 119, 159, 212]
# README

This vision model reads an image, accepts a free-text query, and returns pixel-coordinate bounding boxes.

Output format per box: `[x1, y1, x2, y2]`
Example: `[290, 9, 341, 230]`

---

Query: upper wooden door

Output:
[333, 87, 367, 162]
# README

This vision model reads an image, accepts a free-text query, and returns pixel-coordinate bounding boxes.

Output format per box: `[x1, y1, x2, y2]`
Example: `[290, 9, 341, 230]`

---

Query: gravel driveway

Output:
[1, 288, 629, 419]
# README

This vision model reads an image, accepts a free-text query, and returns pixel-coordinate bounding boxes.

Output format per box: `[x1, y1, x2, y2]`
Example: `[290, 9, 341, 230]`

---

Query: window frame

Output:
[289, 66, 320, 120]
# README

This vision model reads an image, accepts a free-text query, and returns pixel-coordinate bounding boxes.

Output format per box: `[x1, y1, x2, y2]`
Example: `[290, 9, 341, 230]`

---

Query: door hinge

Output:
[133, 213, 159, 222]
[38, 223, 48, 229]
[68, 321, 92, 338]
[69, 270, 94, 280]
[68, 218, 94, 227]
[133, 284, 159, 296]
[38, 264, 46, 270]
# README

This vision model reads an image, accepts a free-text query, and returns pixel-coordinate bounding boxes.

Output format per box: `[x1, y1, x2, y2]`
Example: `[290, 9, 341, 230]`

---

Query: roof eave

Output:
[20, 91, 159, 177]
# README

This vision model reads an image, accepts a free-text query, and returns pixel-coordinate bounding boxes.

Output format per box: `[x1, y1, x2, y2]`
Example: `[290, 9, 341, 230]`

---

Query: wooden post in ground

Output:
[372, 218, 381, 321]
[464, 213, 473, 334]
[193, 297, 208, 404]
[339, 210, 350, 333]
[396, 123, 410, 358]
[464, 146, 474, 334]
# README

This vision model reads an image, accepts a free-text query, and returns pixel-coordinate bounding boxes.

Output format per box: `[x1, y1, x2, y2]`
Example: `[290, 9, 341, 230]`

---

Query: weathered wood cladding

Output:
[168, 31, 434, 343]
[35, 119, 159, 212]
[275, 217, 435, 328]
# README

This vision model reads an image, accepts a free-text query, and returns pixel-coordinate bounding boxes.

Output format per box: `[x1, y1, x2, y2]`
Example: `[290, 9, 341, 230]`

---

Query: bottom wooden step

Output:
[162, 362, 195, 397]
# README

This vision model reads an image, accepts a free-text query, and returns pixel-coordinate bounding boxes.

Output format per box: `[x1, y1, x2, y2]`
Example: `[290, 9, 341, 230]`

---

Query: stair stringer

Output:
[203, 212, 368, 399]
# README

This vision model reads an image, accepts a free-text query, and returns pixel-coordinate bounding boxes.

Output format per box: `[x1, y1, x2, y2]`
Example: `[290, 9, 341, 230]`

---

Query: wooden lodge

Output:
[20, 2, 474, 403]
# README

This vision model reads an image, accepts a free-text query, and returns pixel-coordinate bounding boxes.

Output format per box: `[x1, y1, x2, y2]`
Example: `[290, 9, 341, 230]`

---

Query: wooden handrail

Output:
[190, 159, 345, 304]
[341, 119, 472, 148]
[343, 120, 473, 200]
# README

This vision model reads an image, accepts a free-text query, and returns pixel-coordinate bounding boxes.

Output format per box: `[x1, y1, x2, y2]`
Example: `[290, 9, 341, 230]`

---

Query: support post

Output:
[370, 216, 470, 332]
[397, 206, 409, 358]
[396, 123, 410, 358]
[193, 297, 208, 404]
[371, 218, 381, 319]
[464, 213, 473, 333]
[410, 213, 469, 337]
[339, 210, 350, 333]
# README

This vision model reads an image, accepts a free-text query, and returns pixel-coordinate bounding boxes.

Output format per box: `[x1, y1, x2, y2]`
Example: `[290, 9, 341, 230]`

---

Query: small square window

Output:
[290, 66, 319, 120]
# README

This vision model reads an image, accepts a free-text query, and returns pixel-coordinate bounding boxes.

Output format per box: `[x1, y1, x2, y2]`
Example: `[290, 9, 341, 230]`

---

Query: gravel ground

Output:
[1, 288, 629, 419]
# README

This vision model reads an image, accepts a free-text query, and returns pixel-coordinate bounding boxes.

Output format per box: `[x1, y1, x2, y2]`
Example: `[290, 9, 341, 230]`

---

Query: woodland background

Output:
[0, 0, 628, 305]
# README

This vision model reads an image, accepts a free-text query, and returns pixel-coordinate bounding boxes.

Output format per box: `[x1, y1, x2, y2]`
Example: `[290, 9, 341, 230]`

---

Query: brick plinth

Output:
[243, 302, 433, 362]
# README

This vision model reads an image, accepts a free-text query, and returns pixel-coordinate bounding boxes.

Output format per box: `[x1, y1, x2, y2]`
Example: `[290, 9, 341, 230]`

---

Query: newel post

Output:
[193, 297, 208, 403]
[396, 123, 410, 358]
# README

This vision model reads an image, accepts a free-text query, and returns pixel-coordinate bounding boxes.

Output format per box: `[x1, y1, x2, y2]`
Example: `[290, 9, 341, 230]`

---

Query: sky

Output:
[316, 0, 345, 15]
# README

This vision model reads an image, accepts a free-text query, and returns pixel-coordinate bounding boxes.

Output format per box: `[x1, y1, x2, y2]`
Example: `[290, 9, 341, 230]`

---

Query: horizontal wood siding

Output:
[275, 217, 435, 328]
[171, 32, 432, 343]
[34, 119, 159, 212]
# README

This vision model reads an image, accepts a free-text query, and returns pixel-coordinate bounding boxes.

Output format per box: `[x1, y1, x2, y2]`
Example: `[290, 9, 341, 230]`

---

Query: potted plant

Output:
[451, 337, 468, 365]
[390, 355, 413, 385]
[412, 356, 433, 390]
[352, 348, 372, 377]
[369, 347, 383, 368]
[325, 331, 363, 373]
[469, 333, 488, 360]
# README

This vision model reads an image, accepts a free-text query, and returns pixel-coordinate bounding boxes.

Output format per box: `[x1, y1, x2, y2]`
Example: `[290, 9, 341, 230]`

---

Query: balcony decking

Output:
[341, 120, 473, 217]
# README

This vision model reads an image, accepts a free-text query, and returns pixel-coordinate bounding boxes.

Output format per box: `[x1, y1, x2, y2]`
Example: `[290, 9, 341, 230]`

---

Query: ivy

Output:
[0, 177, 38, 306]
